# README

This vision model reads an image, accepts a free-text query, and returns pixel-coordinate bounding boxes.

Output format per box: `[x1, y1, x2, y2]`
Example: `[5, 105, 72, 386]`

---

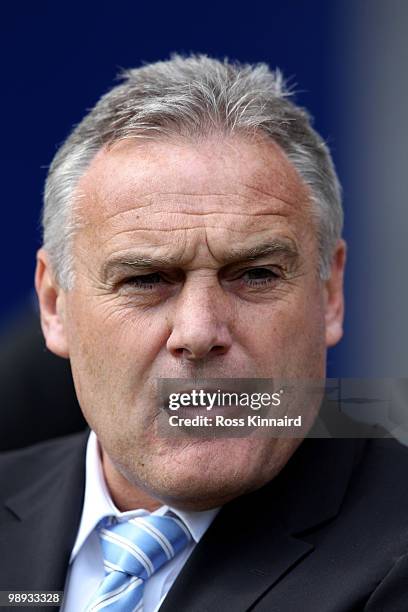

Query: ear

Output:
[35, 248, 69, 358]
[324, 239, 347, 348]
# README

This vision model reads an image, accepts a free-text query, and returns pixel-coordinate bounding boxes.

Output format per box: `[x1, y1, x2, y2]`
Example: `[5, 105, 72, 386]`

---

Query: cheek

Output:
[238, 284, 326, 375]
[290, 287, 327, 374]
[64, 295, 170, 411]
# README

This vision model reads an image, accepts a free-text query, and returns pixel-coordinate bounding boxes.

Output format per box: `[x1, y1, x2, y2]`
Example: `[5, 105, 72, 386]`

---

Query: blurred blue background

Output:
[1, 1, 407, 378]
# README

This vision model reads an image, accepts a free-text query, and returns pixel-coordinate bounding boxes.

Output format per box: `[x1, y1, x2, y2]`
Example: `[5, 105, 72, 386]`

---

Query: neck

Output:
[101, 449, 162, 512]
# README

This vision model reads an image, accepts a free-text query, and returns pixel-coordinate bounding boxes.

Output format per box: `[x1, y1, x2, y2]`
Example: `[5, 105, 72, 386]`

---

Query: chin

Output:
[145, 470, 261, 511]
[132, 438, 285, 511]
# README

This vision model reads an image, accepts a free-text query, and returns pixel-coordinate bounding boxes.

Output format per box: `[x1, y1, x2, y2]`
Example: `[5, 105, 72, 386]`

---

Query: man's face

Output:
[36, 134, 345, 510]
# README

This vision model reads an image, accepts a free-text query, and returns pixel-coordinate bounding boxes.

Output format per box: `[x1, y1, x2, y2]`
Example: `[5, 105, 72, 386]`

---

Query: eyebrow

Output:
[101, 238, 299, 282]
[226, 239, 299, 264]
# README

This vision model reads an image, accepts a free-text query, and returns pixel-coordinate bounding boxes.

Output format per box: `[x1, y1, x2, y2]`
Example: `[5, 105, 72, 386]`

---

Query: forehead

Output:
[74, 134, 315, 265]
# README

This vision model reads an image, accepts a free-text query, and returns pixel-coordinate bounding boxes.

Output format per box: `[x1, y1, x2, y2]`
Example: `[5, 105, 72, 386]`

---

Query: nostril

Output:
[172, 347, 186, 356]
[170, 344, 228, 360]
[212, 345, 226, 353]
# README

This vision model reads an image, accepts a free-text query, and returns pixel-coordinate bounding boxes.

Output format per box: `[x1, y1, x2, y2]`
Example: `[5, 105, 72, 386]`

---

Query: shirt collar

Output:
[70, 431, 219, 562]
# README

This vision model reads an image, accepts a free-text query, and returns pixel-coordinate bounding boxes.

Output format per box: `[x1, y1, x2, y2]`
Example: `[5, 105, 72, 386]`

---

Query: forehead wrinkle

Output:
[145, 208, 293, 218]
[103, 190, 302, 205]
[95, 205, 294, 231]
[117, 209, 291, 222]
[91, 225, 283, 264]
[100, 225, 275, 244]
[240, 182, 311, 212]
[84, 186, 302, 226]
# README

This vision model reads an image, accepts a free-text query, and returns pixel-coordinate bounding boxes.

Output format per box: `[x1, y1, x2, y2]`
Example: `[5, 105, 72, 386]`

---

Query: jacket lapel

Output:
[160, 437, 366, 612]
[0, 431, 88, 591]
[160, 499, 312, 612]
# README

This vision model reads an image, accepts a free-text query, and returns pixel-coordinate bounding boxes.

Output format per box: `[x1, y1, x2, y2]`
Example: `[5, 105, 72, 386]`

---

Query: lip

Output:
[159, 380, 269, 396]
[165, 385, 240, 395]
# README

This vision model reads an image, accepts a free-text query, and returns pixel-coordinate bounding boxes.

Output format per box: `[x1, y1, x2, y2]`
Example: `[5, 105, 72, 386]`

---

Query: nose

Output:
[166, 281, 233, 361]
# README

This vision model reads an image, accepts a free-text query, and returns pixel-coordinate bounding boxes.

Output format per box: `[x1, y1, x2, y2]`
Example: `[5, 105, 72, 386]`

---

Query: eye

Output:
[123, 272, 165, 290]
[241, 267, 281, 287]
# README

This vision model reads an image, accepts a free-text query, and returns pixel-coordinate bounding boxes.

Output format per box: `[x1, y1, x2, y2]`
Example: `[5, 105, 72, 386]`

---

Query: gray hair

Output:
[43, 54, 343, 289]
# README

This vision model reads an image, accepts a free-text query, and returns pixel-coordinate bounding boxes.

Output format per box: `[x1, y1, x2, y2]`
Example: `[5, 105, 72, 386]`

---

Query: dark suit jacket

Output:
[1, 431, 408, 611]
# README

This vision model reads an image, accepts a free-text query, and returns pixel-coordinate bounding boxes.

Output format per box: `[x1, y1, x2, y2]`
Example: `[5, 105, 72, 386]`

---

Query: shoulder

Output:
[354, 436, 408, 485]
[350, 435, 408, 505]
[355, 439, 408, 610]
[326, 435, 408, 505]
[0, 430, 89, 500]
[335, 436, 408, 541]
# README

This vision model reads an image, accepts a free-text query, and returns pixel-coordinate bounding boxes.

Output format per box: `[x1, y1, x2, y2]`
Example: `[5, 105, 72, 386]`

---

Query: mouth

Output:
[156, 377, 282, 422]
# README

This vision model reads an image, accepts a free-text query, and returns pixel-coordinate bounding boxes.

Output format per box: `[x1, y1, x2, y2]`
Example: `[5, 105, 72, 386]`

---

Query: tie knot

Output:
[98, 513, 192, 580]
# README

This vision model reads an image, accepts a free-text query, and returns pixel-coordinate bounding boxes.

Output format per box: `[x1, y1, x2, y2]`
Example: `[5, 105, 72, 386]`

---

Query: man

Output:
[1, 54, 408, 611]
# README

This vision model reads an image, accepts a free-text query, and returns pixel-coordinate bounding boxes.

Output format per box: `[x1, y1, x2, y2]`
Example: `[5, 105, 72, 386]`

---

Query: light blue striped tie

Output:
[86, 513, 192, 611]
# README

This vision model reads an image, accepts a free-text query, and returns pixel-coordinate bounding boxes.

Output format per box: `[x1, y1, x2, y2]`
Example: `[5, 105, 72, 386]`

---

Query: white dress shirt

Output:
[62, 431, 219, 612]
